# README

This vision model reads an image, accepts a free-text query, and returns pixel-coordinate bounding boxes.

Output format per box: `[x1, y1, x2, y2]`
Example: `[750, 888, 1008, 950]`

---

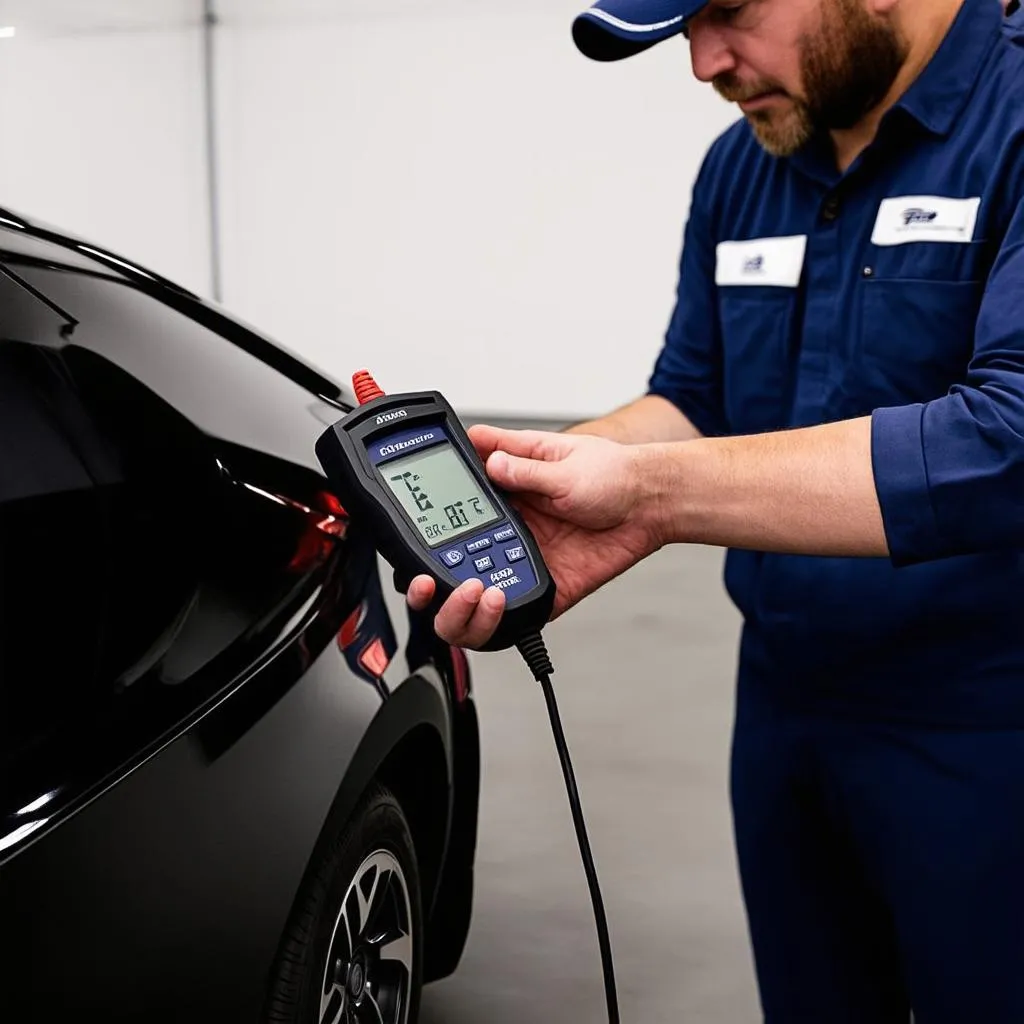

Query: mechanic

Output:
[410, 0, 1024, 1020]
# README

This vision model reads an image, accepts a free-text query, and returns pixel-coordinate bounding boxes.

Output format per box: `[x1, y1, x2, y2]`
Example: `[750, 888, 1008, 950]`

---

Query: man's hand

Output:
[406, 425, 662, 649]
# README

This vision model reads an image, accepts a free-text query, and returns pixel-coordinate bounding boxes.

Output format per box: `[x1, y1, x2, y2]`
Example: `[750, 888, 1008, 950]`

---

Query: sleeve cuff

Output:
[645, 386, 724, 438]
[871, 404, 944, 566]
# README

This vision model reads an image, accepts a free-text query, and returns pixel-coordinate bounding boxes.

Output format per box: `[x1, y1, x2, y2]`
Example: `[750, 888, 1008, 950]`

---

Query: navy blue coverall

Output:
[647, 1, 1024, 1019]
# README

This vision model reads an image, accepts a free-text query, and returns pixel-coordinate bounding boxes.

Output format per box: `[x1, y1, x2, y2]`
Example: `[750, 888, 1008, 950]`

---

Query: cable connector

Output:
[352, 369, 385, 406]
[516, 631, 554, 682]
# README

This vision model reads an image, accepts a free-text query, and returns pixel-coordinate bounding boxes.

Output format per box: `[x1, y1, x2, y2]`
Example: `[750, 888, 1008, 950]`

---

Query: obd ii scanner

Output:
[315, 371, 555, 651]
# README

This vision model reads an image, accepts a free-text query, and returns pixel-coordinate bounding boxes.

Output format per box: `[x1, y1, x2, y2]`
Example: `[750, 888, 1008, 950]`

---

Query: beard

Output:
[713, 0, 910, 157]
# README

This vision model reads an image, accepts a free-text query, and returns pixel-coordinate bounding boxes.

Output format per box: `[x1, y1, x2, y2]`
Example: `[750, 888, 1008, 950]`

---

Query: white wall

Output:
[0, 0, 738, 419]
[216, 0, 738, 418]
[0, 0, 210, 295]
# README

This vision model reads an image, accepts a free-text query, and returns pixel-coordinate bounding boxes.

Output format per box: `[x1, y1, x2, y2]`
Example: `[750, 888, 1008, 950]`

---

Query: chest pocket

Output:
[716, 235, 804, 433]
[858, 239, 988, 405]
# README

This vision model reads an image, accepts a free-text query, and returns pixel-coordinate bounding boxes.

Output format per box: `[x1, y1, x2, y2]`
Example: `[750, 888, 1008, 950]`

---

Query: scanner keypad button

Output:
[466, 537, 492, 554]
[493, 525, 517, 544]
[505, 545, 526, 563]
[473, 555, 495, 573]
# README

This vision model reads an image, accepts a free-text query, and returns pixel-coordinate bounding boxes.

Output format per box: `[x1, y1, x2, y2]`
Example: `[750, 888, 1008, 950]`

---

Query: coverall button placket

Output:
[795, 187, 845, 423]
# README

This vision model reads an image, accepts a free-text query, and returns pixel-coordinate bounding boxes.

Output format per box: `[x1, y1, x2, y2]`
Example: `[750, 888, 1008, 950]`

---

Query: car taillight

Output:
[338, 600, 394, 684]
[279, 489, 349, 572]
[358, 637, 391, 678]
[339, 602, 367, 650]
[239, 481, 348, 539]
[315, 490, 348, 532]
[450, 645, 470, 703]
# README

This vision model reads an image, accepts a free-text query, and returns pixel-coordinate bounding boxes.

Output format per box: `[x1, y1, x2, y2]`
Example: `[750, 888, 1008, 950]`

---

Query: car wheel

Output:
[265, 784, 423, 1024]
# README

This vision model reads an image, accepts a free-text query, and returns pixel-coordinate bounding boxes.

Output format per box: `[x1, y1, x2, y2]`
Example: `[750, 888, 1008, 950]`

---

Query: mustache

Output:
[713, 74, 783, 103]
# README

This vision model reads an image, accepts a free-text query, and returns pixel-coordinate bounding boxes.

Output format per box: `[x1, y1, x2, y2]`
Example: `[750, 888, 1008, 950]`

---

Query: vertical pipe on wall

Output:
[201, 0, 223, 302]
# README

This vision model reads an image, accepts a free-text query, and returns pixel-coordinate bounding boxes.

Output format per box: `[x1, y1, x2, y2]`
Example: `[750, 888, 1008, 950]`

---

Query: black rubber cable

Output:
[516, 632, 620, 1024]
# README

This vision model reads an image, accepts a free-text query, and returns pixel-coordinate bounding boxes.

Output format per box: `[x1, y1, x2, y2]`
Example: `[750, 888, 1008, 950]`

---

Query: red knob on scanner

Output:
[353, 370, 385, 406]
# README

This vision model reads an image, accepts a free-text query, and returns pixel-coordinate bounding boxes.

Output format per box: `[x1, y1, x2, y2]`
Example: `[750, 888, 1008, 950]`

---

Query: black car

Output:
[0, 208, 480, 1023]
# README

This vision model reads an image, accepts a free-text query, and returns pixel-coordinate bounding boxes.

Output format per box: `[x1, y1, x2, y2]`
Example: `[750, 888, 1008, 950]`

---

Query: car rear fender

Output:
[288, 666, 454, 920]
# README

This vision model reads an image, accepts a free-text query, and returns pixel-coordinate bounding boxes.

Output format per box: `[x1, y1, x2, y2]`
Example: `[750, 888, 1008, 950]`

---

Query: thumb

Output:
[487, 449, 565, 498]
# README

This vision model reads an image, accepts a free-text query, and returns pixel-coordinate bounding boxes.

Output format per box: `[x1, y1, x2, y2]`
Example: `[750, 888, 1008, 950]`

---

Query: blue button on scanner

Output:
[466, 537, 492, 554]
[505, 545, 526, 563]
[474, 555, 495, 573]
[442, 549, 464, 567]
[493, 525, 517, 544]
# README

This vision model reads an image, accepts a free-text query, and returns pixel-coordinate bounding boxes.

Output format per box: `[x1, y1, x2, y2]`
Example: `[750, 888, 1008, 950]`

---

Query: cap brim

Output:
[571, 6, 693, 62]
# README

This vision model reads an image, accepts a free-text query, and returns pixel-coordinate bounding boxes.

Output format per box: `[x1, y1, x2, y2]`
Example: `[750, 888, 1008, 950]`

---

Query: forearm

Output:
[637, 415, 889, 557]
[565, 394, 704, 444]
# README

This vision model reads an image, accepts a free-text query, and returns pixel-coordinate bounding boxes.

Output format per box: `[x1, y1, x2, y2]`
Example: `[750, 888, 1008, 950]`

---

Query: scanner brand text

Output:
[376, 409, 408, 425]
[379, 432, 435, 458]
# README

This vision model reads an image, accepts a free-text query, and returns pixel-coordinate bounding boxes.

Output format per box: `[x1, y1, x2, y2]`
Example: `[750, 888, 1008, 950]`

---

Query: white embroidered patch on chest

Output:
[715, 235, 807, 287]
[871, 195, 981, 246]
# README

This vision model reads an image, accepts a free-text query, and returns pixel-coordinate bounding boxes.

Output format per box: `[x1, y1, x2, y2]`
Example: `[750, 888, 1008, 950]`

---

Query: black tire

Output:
[264, 784, 423, 1024]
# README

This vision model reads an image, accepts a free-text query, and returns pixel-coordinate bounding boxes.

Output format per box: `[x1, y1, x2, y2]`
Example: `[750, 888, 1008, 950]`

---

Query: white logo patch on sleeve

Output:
[715, 235, 807, 287]
[871, 195, 981, 246]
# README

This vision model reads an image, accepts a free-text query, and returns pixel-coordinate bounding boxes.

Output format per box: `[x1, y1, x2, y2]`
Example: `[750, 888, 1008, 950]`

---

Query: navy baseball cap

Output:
[572, 0, 708, 61]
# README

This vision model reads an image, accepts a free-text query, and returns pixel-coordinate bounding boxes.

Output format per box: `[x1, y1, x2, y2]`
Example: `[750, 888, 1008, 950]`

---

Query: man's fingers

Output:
[466, 424, 507, 463]
[432, 578, 506, 647]
[405, 576, 505, 648]
[406, 574, 437, 611]
[486, 449, 565, 498]
[468, 424, 571, 464]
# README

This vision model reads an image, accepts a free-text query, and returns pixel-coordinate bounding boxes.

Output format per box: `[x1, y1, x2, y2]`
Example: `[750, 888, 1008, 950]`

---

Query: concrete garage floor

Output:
[419, 542, 763, 1023]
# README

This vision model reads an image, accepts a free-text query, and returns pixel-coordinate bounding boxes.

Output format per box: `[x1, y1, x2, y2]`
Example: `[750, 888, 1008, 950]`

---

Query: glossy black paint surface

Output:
[0, 211, 478, 1020]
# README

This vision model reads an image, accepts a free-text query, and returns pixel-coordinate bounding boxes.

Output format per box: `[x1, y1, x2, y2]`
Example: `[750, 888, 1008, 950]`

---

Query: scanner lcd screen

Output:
[381, 442, 501, 547]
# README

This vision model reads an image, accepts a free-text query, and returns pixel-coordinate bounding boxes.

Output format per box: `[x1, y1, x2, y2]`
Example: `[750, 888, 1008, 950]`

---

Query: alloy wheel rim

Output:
[319, 849, 414, 1024]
